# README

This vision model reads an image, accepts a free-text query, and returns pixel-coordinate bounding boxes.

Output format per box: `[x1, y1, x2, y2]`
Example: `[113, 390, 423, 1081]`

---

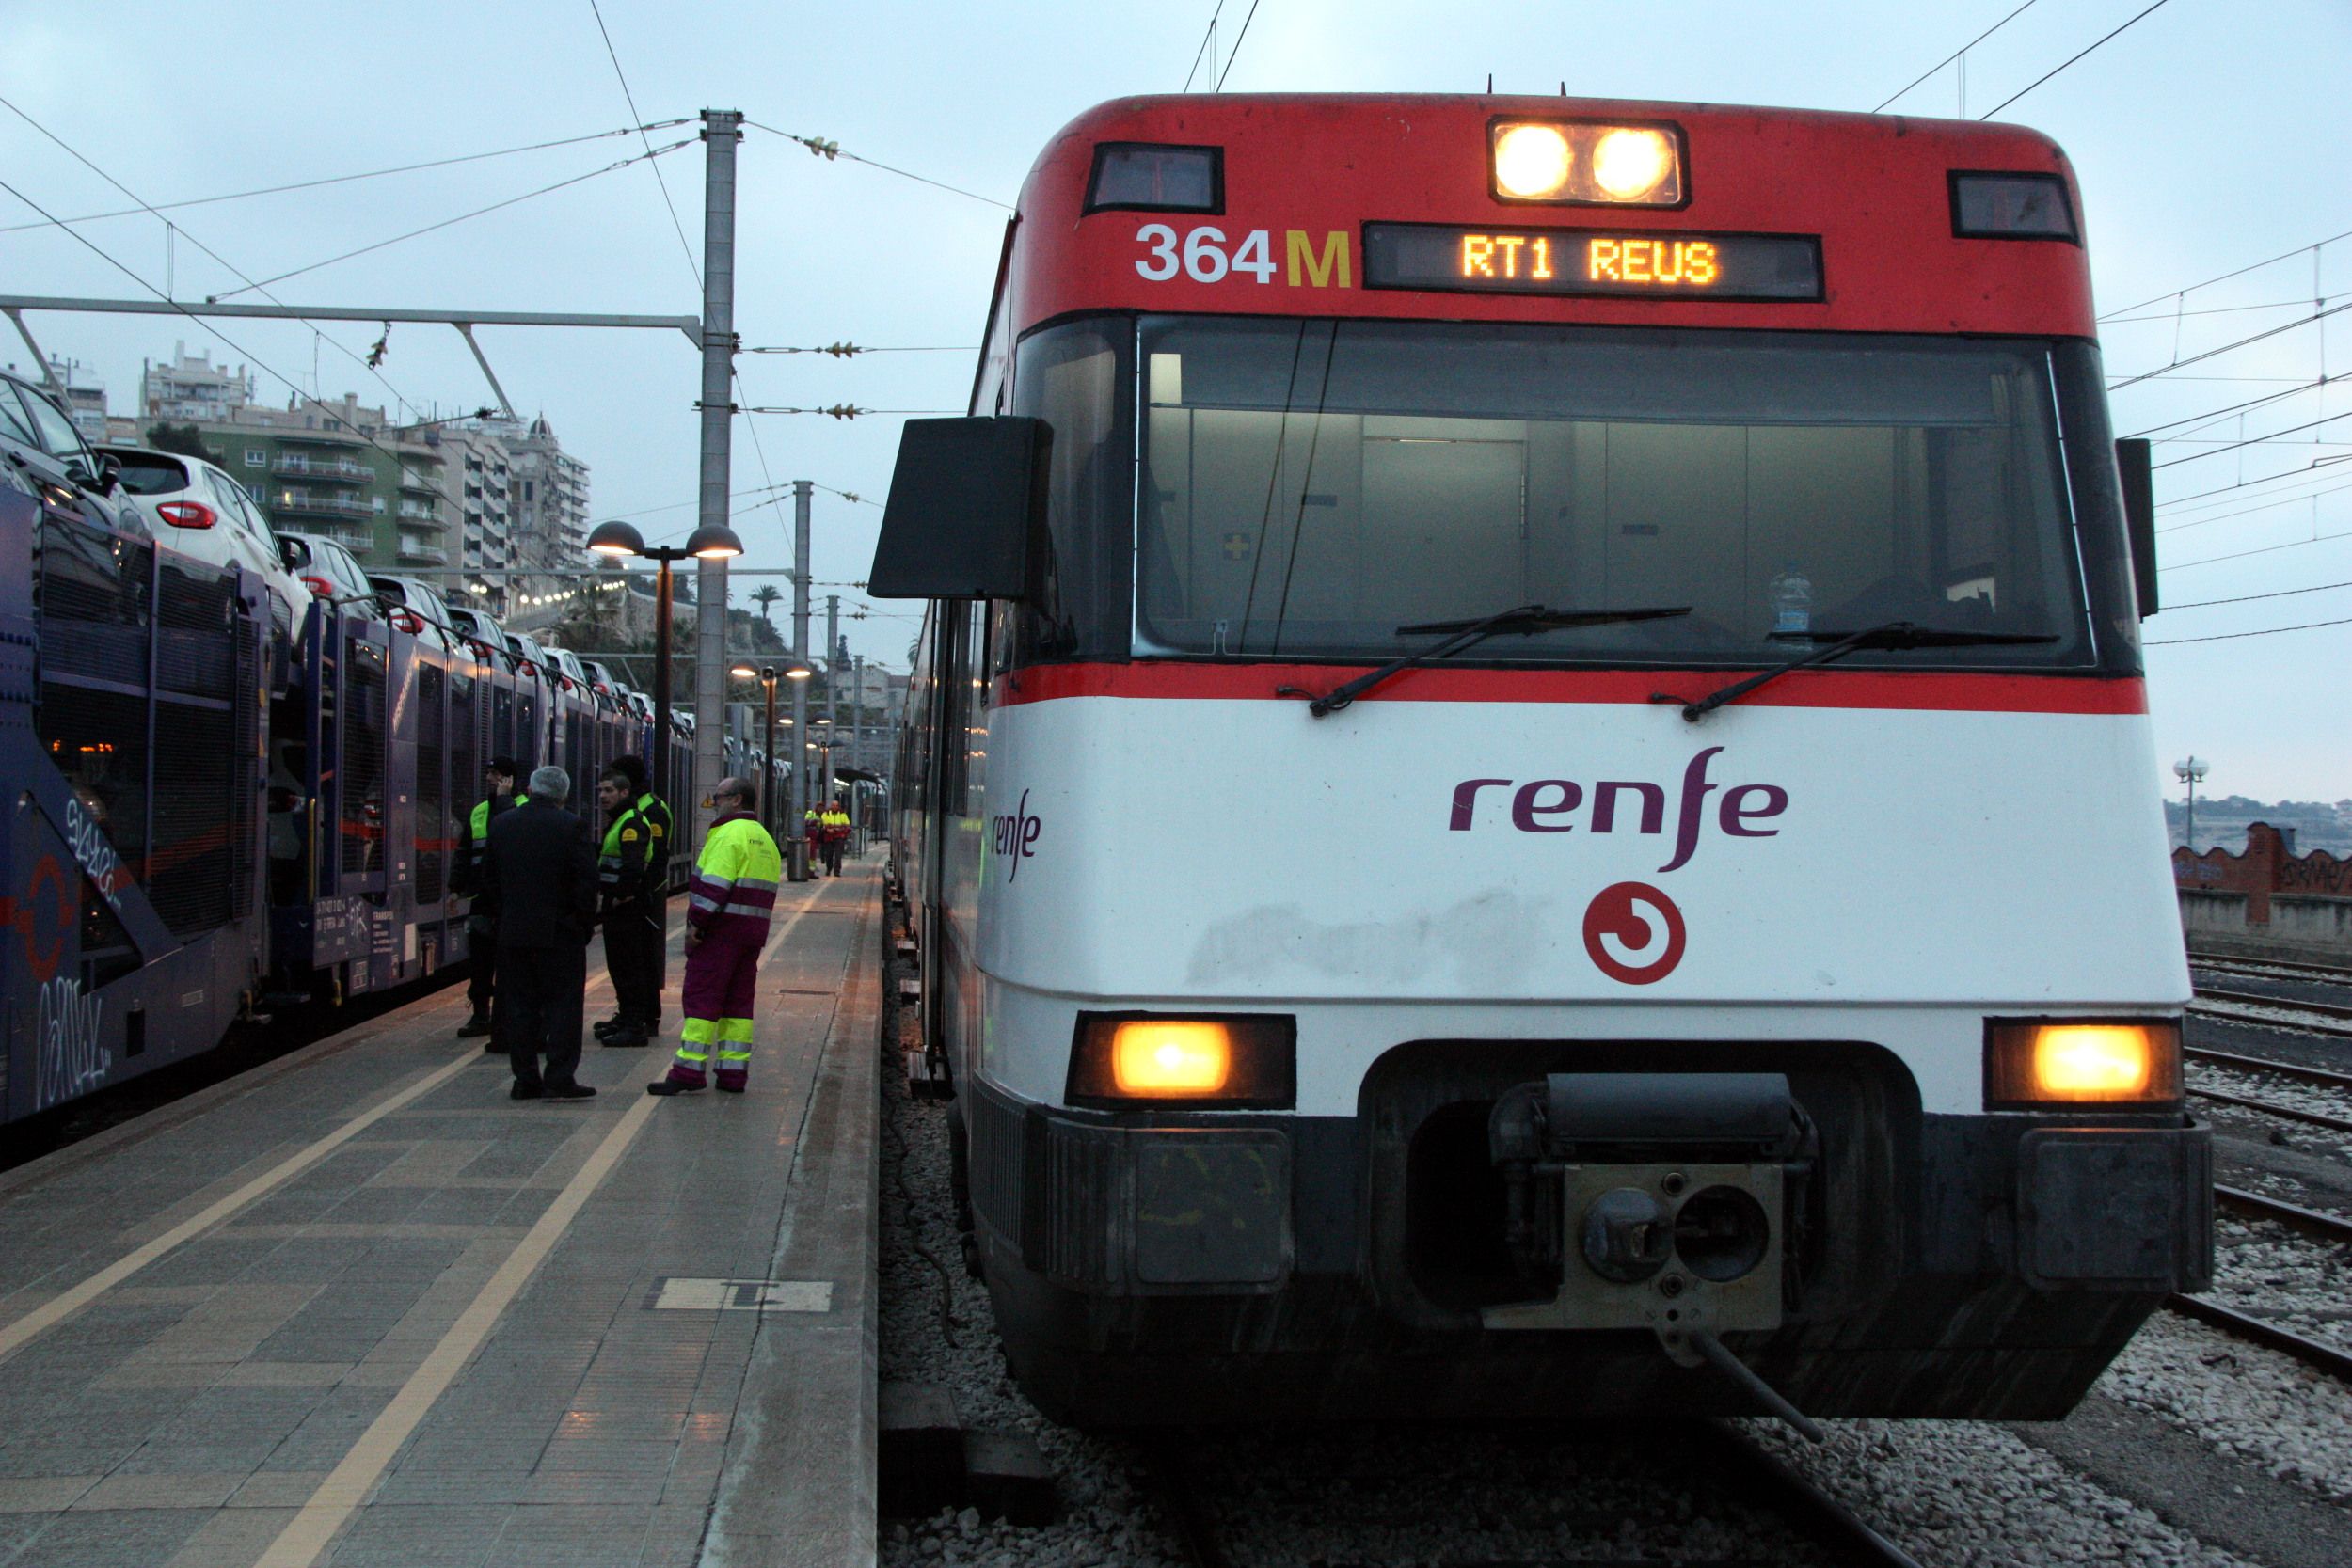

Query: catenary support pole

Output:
[692, 108, 742, 844]
[788, 479, 813, 879]
[824, 594, 840, 803]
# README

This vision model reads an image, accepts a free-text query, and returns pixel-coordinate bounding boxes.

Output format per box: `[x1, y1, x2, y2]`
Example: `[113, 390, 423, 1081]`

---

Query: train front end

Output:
[878, 95, 2208, 1425]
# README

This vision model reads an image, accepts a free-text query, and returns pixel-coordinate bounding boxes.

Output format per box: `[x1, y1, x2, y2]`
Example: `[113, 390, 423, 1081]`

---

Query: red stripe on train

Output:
[989, 663, 2148, 716]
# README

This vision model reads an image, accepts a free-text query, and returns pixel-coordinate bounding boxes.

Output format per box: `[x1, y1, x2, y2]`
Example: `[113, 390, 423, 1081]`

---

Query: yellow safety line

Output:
[249, 1086, 660, 1567]
[253, 872, 837, 1568]
[0, 1047, 480, 1366]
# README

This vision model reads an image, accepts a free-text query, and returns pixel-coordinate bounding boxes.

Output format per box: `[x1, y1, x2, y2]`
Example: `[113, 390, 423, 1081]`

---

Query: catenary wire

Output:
[2122, 379, 2326, 439]
[1215, 0, 1263, 91]
[0, 172, 440, 481]
[742, 121, 1012, 211]
[2145, 614, 2352, 645]
[1183, 1, 1228, 93]
[2157, 465, 2352, 514]
[2152, 410, 2352, 469]
[208, 136, 695, 300]
[1978, 0, 2173, 119]
[2105, 295, 2341, 325]
[2155, 481, 2352, 535]
[2103, 228, 2352, 321]
[1872, 0, 2042, 112]
[2167, 578, 2352, 611]
[2107, 300, 2352, 389]
[586, 0, 702, 290]
[2163, 531, 2352, 573]
[0, 123, 682, 236]
[0, 89, 425, 421]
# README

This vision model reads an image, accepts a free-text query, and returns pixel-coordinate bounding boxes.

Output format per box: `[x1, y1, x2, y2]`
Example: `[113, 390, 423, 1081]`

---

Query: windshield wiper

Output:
[1281, 603, 1692, 718]
[1654, 621, 2061, 722]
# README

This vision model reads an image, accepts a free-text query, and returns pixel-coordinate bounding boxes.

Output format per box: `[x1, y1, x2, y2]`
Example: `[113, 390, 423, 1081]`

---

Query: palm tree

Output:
[752, 584, 781, 626]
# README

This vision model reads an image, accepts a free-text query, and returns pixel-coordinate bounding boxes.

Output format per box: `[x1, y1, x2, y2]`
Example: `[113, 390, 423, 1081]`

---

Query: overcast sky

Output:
[3, 1, 2344, 800]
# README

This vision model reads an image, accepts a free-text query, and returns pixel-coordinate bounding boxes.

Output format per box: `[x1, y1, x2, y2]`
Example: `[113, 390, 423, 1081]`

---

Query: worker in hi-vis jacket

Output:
[648, 776, 783, 1096]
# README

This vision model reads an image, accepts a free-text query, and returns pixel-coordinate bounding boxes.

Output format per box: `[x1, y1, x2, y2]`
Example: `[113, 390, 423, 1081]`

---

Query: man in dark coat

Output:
[451, 755, 523, 1040]
[478, 765, 599, 1101]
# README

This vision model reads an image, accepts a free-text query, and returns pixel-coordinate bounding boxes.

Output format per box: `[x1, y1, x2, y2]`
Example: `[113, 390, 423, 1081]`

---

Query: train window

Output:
[1134, 317, 2119, 671]
[1006, 319, 1134, 665]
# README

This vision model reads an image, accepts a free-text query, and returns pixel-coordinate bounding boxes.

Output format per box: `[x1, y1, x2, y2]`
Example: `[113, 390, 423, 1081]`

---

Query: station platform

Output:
[0, 860, 883, 1568]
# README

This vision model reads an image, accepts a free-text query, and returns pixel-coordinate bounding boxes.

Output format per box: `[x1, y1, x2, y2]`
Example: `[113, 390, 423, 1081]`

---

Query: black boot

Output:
[457, 1009, 492, 1038]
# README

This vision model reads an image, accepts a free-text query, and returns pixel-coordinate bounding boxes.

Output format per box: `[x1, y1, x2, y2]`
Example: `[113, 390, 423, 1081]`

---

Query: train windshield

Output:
[1089, 315, 2131, 670]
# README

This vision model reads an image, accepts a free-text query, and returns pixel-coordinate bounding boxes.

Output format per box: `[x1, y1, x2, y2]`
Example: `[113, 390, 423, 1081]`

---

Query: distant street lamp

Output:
[2174, 756, 2210, 852]
[586, 518, 743, 808]
[728, 661, 792, 838]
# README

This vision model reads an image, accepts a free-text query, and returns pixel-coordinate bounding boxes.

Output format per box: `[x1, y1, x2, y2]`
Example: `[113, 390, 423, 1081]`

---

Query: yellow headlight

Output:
[1492, 124, 1573, 199]
[1985, 1019, 2182, 1105]
[1590, 128, 1675, 200]
[2032, 1025, 2153, 1098]
[1111, 1021, 1232, 1095]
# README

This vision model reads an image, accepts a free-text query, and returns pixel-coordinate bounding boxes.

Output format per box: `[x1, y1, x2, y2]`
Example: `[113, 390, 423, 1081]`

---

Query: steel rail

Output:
[2167, 1293, 2352, 1383]
[2195, 986, 2352, 1022]
[2189, 1086, 2352, 1134]
[2214, 1183, 2352, 1243]
[2187, 1045, 2352, 1092]
[2189, 994, 2352, 1040]
[1695, 1421, 1929, 1568]
[2190, 953, 2352, 987]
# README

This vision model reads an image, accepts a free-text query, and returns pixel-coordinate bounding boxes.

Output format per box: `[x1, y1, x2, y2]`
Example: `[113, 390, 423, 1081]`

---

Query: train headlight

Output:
[1492, 124, 1573, 198]
[1985, 1019, 2182, 1106]
[1067, 1012, 1297, 1109]
[1590, 128, 1675, 200]
[1490, 119, 1686, 206]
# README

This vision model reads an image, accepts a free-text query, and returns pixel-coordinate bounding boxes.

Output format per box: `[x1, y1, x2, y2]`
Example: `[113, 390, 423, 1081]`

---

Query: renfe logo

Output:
[990, 788, 1041, 882]
[1447, 746, 1788, 874]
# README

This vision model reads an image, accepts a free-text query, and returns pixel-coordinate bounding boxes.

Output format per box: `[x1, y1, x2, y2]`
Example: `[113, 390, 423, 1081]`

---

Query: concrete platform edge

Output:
[701, 880, 882, 1568]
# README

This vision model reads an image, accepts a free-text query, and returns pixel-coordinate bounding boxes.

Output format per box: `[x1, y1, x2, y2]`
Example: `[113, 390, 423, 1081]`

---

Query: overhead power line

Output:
[742, 121, 1013, 211]
[2122, 379, 2326, 439]
[208, 135, 695, 301]
[0, 173, 433, 480]
[2145, 613, 2352, 646]
[0, 123, 680, 236]
[2104, 228, 2352, 321]
[2162, 530, 2352, 573]
[0, 88, 422, 419]
[1873, 0, 2042, 112]
[739, 404, 960, 420]
[1215, 0, 1263, 91]
[2152, 410, 2352, 469]
[2166, 578, 2352, 611]
[1183, 2, 1228, 93]
[2158, 464, 2352, 514]
[586, 0, 701, 290]
[2156, 481, 2352, 536]
[1979, 0, 2172, 119]
[2107, 299, 2352, 390]
[745, 342, 975, 356]
[2104, 294, 2340, 325]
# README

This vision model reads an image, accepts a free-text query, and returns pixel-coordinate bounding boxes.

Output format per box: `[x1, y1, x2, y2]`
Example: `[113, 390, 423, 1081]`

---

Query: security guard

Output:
[452, 755, 525, 1040]
[592, 759, 668, 1047]
[649, 775, 782, 1096]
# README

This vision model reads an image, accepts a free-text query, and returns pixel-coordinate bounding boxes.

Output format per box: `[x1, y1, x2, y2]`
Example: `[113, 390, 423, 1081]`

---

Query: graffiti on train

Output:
[36, 974, 108, 1108]
[63, 792, 127, 909]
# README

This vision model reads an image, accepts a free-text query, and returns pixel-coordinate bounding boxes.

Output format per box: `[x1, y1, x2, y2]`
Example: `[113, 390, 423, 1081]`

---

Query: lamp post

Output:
[585, 519, 743, 813]
[782, 657, 815, 879]
[2174, 756, 2209, 853]
[729, 662, 792, 839]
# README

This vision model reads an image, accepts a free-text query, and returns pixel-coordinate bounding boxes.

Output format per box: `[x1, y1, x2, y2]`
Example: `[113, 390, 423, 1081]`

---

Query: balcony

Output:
[398, 469, 440, 495]
[396, 506, 448, 530]
[273, 453, 374, 483]
[398, 543, 450, 566]
[278, 429, 365, 449]
[273, 489, 374, 519]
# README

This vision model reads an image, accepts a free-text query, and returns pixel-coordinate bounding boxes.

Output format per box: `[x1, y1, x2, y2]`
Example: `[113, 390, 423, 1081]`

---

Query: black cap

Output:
[488, 755, 520, 778]
[610, 754, 648, 790]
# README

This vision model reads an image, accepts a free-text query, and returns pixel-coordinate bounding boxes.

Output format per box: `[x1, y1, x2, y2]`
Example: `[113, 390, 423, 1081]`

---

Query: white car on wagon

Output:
[101, 444, 311, 648]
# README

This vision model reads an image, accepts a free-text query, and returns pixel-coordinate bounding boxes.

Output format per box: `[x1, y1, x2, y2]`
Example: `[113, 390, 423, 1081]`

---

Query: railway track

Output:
[2188, 986, 2352, 1038]
[2169, 1185, 2352, 1386]
[2186, 1043, 2352, 1133]
[2189, 953, 2352, 989]
[1142, 1421, 1929, 1568]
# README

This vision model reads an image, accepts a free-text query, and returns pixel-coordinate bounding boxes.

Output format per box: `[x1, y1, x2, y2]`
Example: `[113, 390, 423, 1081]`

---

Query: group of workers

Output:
[449, 752, 850, 1101]
[803, 800, 852, 877]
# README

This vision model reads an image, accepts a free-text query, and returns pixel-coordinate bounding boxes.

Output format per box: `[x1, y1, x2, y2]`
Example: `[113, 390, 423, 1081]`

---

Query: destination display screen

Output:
[1362, 223, 1823, 301]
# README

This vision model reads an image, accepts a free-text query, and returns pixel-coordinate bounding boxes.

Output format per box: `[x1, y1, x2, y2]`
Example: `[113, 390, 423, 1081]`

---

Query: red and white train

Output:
[876, 93, 2206, 1425]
